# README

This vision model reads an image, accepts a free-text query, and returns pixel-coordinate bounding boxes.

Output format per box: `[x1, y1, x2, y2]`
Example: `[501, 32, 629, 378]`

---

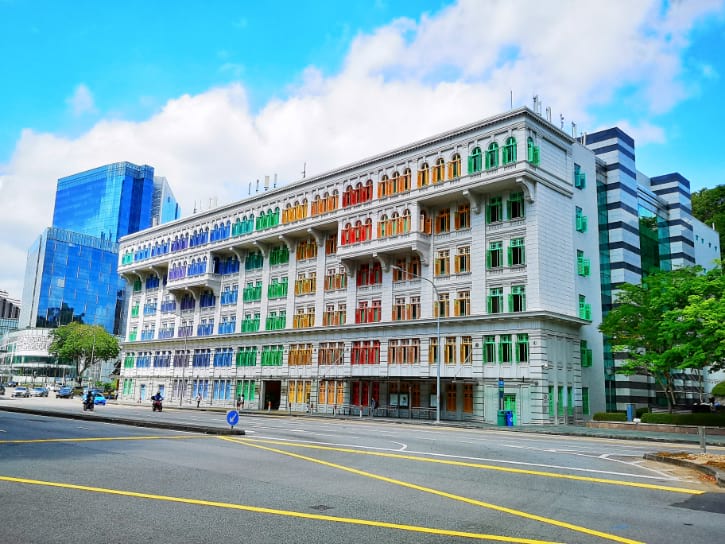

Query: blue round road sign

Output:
[226, 410, 239, 426]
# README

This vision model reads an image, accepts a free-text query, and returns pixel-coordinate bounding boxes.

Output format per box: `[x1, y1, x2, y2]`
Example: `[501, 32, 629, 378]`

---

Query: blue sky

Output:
[1, 0, 724, 300]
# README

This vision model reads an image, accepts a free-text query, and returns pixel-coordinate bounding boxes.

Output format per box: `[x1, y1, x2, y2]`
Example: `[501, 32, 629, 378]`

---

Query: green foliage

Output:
[48, 323, 120, 384]
[593, 412, 627, 421]
[641, 412, 725, 426]
[712, 381, 725, 397]
[691, 185, 725, 256]
[635, 407, 650, 418]
[599, 264, 725, 410]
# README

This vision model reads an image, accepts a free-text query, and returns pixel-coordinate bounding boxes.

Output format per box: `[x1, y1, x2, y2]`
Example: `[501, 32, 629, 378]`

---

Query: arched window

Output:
[354, 182, 364, 205]
[527, 137, 540, 165]
[330, 189, 339, 211]
[401, 208, 411, 233]
[378, 214, 389, 238]
[503, 137, 517, 164]
[364, 179, 373, 202]
[468, 147, 482, 173]
[418, 163, 430, 187]
[378, 175, 388, 199]
[364, 218, 373, 241]
[387, 172, 396, 195]
[354, 220, 363, 243]
[448, 154, 461, 179]
[486, 142, 499, 170]
[402, 168, 412, 192]
[433, 158, 445, 183]
[391, 211, 400, 236]
[343, 185, 354, 207]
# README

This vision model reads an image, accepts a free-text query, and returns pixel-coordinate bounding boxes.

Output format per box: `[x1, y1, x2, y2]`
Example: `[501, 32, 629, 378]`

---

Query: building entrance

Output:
[263, 380, 281, 410]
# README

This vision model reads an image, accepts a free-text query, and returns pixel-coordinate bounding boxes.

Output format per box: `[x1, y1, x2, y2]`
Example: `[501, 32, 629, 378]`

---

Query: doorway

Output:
[263, 380, 281, 409]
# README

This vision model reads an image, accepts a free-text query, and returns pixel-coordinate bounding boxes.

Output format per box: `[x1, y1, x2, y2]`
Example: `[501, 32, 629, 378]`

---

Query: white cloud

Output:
[66, 83, 97, 116]
[0, 0, 722, 301]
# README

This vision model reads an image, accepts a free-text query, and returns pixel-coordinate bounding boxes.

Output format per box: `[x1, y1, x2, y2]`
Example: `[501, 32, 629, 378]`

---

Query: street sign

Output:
[226, 410, 239, 428]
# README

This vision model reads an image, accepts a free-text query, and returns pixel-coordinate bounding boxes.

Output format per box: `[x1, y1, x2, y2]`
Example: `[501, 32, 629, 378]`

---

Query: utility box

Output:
[626, 403, 635, 422]
[505, 410, 514, 426]
[497, 410, 507, 426]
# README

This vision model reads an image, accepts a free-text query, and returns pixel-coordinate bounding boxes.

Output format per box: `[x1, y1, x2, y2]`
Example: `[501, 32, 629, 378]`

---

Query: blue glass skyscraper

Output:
[20, 162, 180, 335]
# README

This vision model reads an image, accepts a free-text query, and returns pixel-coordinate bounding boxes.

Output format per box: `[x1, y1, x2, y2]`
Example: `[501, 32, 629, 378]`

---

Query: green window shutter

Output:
[507, 294, 513, 312]
[467, 155, 474, 174]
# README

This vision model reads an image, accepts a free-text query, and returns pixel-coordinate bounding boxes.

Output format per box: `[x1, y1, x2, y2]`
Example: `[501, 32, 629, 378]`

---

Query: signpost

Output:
[226, 410, 239, 430]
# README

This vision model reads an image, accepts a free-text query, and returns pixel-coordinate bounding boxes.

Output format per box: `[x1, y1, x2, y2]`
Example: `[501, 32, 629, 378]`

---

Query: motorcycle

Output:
[83, 397, 94, 411]
[152, 398, 163, 412]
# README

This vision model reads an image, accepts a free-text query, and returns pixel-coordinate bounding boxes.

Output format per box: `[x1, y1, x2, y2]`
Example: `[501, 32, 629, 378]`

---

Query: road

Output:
[1, 397, 724, 543]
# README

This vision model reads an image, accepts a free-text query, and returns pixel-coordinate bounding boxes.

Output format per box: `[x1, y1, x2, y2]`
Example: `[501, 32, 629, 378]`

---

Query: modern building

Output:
[20, 162, 181, 336]
[115, 107, 719, 422]
[0, 328, 67, 386]
[584, 131, 721, 409]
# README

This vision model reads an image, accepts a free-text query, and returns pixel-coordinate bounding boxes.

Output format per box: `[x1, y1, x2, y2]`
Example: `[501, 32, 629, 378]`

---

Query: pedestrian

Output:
[371, 397, 377, 417]
[196, 393, 202, 408]
[236, 396, 242, 411]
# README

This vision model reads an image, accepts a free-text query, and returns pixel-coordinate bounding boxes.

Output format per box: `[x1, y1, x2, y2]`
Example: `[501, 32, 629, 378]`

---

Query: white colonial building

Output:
[116, 107, 606, 424]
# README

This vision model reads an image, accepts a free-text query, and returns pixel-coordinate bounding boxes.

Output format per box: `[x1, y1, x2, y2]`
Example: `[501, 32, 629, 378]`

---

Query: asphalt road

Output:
[1, 397, 724, 544]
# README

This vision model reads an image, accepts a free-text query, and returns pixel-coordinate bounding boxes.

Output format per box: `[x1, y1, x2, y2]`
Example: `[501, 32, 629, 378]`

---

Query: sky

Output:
[1, 0, 725, 302]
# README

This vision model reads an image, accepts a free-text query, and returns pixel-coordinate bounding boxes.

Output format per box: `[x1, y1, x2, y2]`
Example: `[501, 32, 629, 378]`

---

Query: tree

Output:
[48, 323, 120, 385]
[691, 184, 725, 256]
[599, 265, 725, 411]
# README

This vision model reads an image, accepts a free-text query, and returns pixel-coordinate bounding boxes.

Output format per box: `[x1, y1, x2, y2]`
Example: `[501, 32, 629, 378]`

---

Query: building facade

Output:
[20, 162, 181, 336]
[116, 108, 606, 423]
[585, 131, 721, 409]
[116, 107, 719, 422]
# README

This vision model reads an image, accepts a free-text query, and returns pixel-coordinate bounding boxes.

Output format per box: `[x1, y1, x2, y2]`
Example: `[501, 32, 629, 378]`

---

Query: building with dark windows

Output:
[115, 107, 719, 422]
[584, 130, 720, 410]
[19, 162, 181, 338]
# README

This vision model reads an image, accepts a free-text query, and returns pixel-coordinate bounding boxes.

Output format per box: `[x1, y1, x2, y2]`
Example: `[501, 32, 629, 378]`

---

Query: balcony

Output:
[167, 271, 221, 296]
[337, 231, 431, 262]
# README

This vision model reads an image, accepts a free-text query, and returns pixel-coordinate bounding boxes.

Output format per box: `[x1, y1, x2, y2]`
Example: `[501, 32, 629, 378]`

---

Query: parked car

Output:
[30, 387, 49, 397]
[93, 394, 106, 406]
[7, 381, 18, 387]
[13, 387, 30, 398]
[56, 386, 74, 399]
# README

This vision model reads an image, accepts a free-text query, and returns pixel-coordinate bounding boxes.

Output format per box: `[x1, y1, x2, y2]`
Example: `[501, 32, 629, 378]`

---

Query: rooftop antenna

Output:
[273, 173, 278, 188]
[248, 181, 251, 195]
[560, 114, 564, 130]
[264, 175, 270, 191]
[533, 94, 539, 115]
[255, 179, 260, 193]
[301, 162, 306, 179]
[510, 90, 513, 109]
[545, 106, 551, 122]
[571, 122, 577, 138]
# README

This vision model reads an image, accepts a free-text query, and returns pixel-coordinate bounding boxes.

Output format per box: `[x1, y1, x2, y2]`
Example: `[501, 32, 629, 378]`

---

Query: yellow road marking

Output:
[242, 437, 703, 495]
[0, 435, 206, 444]
[225, 437, 645, 544]
[0, 475, 560, 544]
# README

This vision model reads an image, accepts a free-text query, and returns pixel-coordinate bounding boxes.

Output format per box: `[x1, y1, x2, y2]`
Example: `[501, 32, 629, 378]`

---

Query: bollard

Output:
[698, 426, 707, 454]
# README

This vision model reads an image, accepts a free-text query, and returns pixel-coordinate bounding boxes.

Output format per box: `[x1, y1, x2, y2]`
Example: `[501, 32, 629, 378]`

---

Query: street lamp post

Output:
[391, 265, 440, 424]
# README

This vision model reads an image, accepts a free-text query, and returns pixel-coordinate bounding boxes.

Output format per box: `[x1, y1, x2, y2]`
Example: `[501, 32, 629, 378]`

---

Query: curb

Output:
[0, 405, 245, 436]
[644, 453, 725, 488]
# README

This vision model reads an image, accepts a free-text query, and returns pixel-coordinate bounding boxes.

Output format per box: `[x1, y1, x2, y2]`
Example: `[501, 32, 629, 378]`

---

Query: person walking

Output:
[196, 393, 202, 408]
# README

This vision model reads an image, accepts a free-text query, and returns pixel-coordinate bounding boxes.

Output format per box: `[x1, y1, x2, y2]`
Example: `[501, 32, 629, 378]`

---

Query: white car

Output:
[13, 387, 30, 398]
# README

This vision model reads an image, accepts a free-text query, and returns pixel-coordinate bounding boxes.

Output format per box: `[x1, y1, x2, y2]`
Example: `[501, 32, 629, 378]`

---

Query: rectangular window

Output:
[444, 336, 456, 364]
[574, 163, 586, 189]
[435, 208, 450, 233]
[579, 295, 592, 320]
[454, 204, 470, 230]
[499, 335, 513, 363]
[434, 249, 450, 276]
[487, 287, 503, 314]
[575, 206, 588, 233]
[516, 334, 529, 363]
[508, 238, 525, 266]
[582, 387, 590, 415]
[486, 241, 503, 268]
[454, 246, 470, 273]
[509, 285, 526, 312]
[577, 250, 591, 277]
[435, 292, 450, 318]
[460, 336, 472, 365]
[484, 335, 496, 363]
[580, 340, 593, 367]
[454, 290, 470, 316]
[486, 196, 503, 223]
[507, 192, 525, 219]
